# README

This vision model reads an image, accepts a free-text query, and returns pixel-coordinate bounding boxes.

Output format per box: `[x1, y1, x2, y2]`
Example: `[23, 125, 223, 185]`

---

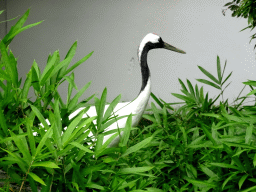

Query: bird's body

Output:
[38, 33, 185, 148]
[85, 33, 185, 148]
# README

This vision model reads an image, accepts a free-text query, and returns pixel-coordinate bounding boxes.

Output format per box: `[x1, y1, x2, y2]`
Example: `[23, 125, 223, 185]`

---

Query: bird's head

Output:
[138, 33, 186, 60]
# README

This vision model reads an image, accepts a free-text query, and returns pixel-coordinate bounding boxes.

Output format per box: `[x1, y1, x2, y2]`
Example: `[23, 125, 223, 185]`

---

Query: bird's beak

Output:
[163, 42, 186, 54]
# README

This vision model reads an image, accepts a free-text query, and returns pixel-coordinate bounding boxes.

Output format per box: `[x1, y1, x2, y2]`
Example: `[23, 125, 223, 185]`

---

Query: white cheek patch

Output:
[138, 33, 160, 60]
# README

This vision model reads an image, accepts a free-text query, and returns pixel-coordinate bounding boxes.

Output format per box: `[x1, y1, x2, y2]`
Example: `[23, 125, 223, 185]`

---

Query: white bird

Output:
[86, 33, 186, 148]
[38, 33, 186, 148]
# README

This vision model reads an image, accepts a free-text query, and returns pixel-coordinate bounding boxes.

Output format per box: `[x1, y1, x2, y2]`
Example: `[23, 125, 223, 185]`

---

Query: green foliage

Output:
[223, 0, 256, 49]
[1, 7, 256, 192]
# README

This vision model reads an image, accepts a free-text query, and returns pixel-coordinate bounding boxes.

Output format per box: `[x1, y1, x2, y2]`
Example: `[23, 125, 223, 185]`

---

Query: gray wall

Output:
[2, 0, 255, 109]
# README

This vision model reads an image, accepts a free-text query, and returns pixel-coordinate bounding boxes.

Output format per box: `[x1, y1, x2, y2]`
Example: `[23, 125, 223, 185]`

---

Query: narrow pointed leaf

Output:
[217, 55, 222, 83]
[69, 142, 93, 153]
[68, 81, 91, 110]
[121, 114, 132, 146]
[198, 66, 219, 84]
[119, 166, 153, 174]
[196, 79, 221, 90]
[178, 78, 188, 92]
[221, 72, 232, 86]
[121, 136, 152, 157]
[187, 79, 195, 99]
[28, 172, 46, 186]
[172, 93, 195, 103]
[31, 161, 59, 168]
[63, 51, 94, 76]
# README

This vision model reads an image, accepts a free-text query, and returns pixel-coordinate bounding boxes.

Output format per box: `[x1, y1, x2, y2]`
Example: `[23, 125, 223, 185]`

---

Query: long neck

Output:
[139, 48, 150, 93]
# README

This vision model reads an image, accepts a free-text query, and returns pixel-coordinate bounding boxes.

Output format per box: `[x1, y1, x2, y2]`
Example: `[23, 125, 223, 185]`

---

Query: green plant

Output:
[223, 0, 256, 50]
[0, 9, 163, 192]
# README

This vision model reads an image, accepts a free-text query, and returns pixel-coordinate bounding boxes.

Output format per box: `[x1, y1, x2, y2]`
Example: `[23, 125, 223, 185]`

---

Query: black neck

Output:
[139, 48, 150, 93]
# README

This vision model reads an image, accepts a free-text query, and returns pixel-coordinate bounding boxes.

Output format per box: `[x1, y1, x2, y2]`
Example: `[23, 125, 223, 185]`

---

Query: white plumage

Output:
[38, 33, 186, 148]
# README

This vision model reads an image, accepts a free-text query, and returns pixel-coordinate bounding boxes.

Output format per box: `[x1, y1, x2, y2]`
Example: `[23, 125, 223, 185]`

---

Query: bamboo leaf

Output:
[221, 72, 232, 86]
[198, 66, 219, 84]
[57, 41, 77, 78]
[34, 126, 53, 157]
[62, 109, 84, 145]
[171, 93, 195, 103]
[178, 78, 188, 92]
[150, 92, 164, 108]
[22, 69, 32, 102]
[7, 21, 43, 44]
[69, 142, 93, 153]
[31, 161, 60, 168]
[187, 79, 196, 99]
[119, 166, 153, 174]
[217, 55, 222, 83]
[28, 172, 46, 186]
[68, 81, 91, 111]
[63, 51, 94, 76]
[239, 174, 249, 190]
[120, 114, 132, 146]
[96, 88, 107, 131]
[30, 105, 49, 129]
[196, 79, 221, 90]
[40, 51, 58, 85]
[121, 136, 152, 157]
[103, 94, 121, 122]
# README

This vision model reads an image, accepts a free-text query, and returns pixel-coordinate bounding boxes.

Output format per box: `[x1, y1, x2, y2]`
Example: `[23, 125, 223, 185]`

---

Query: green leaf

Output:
[198, 66, 219, 84]
[217, 55, 222, 83]
[22, 69, 32, 102]
[28, 172, 46, 186]
[150, 92, 164, 108]
[224, 2, 233, 6]
[69, 142, 93, 153]
[119, 166, 153, 174]
[200, 164, 218, 179]
[186, 178, 216, 188]
[2, 9, 30, 44]
[239, 174, 249, 189]
[0, 105, 8, 135]
[68, 81, 91, 111]
[222, 171, 239, 190]
[199, 122, 217, 145]
[187, 79, 196, 99]
[221, 72, 232, 86]
[30, 105, 50, 129]
[40, 51, 58, 85]
[7, 21, 43, 44]
[25, 118, 36, 157]
[210, 162, 240, 170]
[103, 94, 121, 122]
[121, 137, 153, 157]
[62, 109, 84, 145]
[171, 93, 195, 103]
[120, 114, 132, 146]
[245, 124, 253, 144]
[10, 129, 32, 163]
[34, 126, 53, 157]
[96, 88, 107, 131]
[31, 161, 60, 168]
[179, 78, 188, 92]
[63, 51, 94, 76]
[196, 79, 221, 90]
[151, 102, 161, 126]
[0, 148, 27, 173]
[57, 41, 77, 79]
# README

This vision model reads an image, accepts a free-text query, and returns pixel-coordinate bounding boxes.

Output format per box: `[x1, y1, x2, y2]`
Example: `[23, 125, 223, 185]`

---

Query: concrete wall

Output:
[3, 0, 255, 108]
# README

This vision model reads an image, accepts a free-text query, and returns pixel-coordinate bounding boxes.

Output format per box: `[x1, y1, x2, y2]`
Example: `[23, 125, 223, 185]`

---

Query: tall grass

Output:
[1, 8, 256, 192]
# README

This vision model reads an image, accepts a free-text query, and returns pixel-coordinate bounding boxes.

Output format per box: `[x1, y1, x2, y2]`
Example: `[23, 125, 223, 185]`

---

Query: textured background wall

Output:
[1, 0, 255, 108]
